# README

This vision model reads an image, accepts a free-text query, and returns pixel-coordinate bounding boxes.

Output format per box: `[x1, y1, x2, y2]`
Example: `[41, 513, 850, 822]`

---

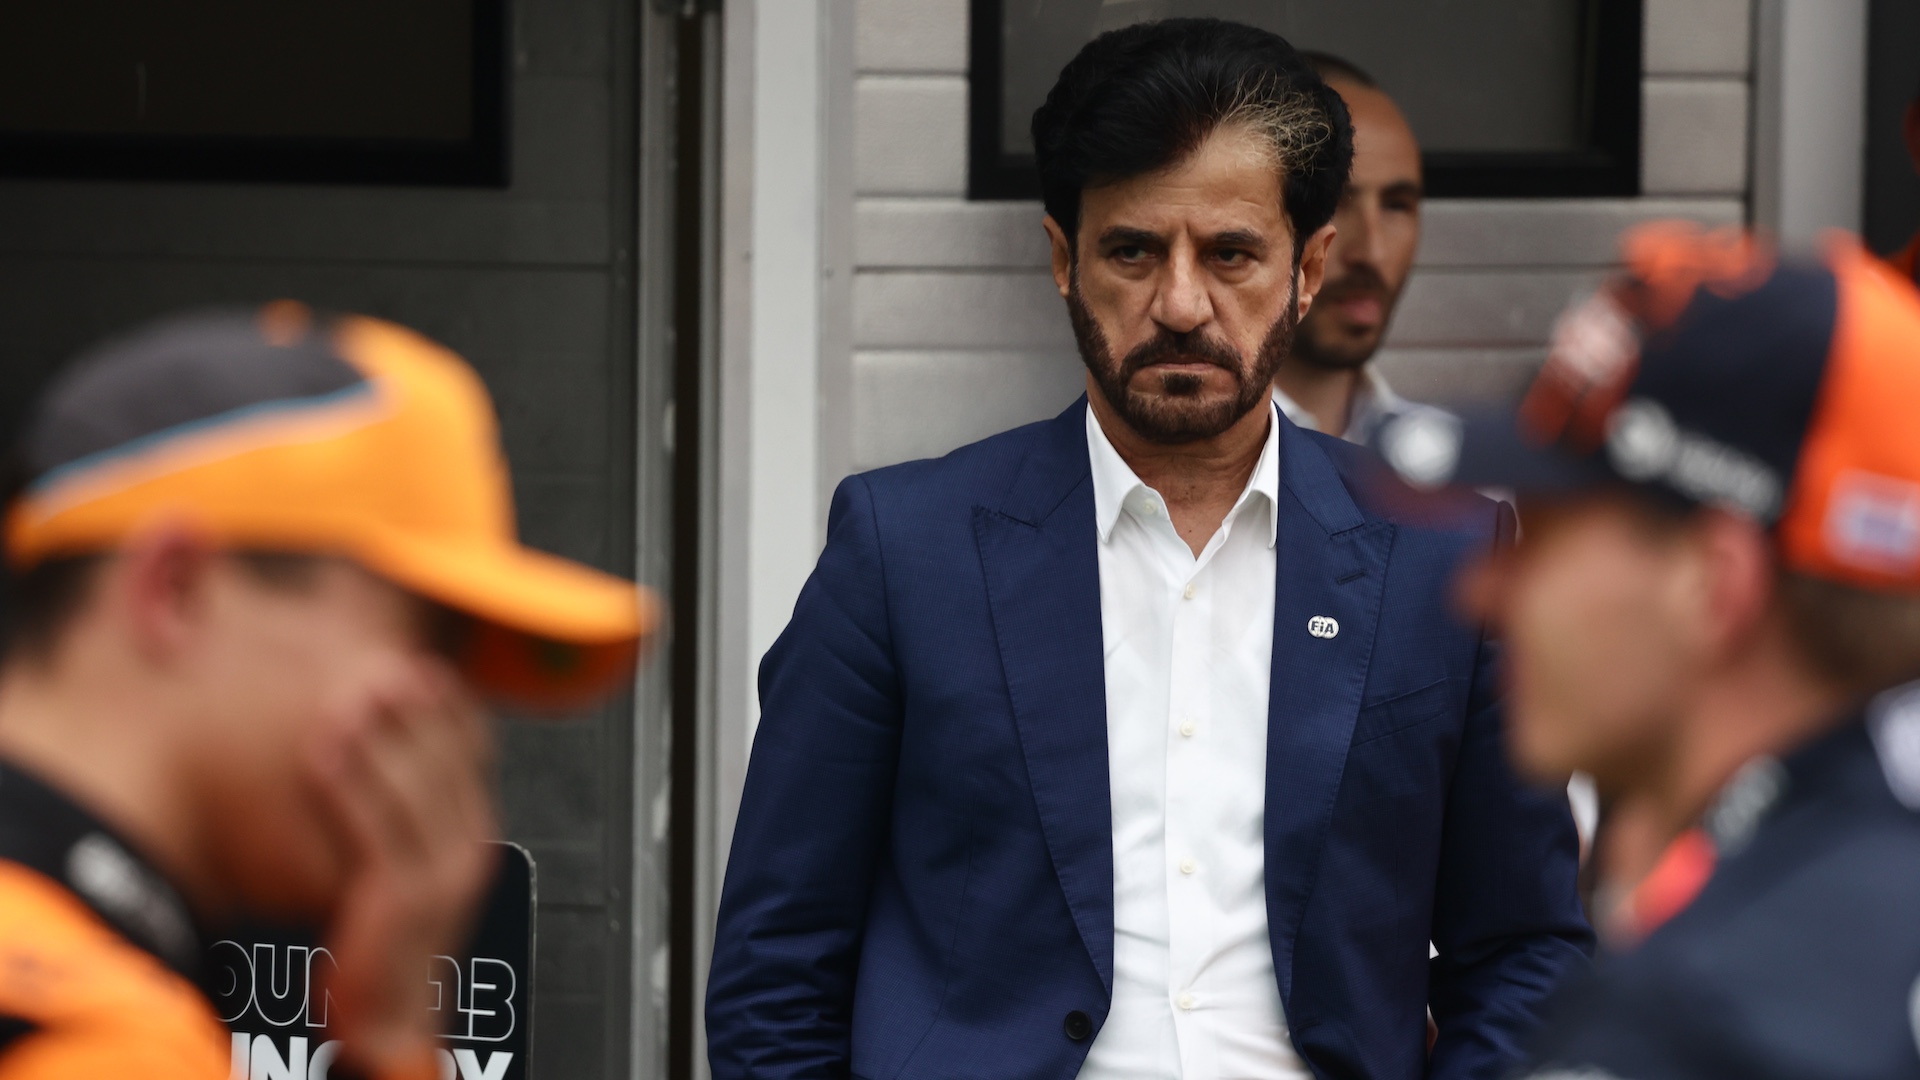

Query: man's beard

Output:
[1068, 275, 1296, 444]
[1292, 263, 1395, 372]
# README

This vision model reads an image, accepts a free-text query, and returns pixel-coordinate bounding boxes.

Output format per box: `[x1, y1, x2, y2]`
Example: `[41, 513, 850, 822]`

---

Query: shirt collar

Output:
[1085, 400, 1282, 549]
[0, 759, 207, 984]
[1271, 367, 1404, 442]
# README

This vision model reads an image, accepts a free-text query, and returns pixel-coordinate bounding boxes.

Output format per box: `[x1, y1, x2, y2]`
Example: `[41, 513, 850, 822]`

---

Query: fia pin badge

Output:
[1308, 615, 1339, 640]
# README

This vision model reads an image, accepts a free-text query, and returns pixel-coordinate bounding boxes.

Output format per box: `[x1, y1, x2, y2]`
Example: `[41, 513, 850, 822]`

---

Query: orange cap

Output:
[6, 304, 658, 711]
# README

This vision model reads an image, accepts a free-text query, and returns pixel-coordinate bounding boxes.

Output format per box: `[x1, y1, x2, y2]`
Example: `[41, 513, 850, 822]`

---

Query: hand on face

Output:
[304, 655, 499, 1075]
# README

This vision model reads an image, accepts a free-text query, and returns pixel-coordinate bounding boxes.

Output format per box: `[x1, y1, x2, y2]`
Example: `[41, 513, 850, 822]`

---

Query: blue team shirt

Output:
[1522, 683, 1920, 1079]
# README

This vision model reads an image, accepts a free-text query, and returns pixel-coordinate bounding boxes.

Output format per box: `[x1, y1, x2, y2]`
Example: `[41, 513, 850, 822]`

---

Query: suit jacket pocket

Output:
[1349, 677, 1459, 747]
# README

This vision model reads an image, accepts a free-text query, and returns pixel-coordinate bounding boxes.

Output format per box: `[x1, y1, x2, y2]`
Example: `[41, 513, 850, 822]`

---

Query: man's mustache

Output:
[1119, 330, 1245, 379]
[1318, 265, 1391, 302]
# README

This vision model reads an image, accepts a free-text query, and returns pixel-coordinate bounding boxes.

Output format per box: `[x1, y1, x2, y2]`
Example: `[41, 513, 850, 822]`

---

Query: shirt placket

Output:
[1164, 529, 1217, 1076]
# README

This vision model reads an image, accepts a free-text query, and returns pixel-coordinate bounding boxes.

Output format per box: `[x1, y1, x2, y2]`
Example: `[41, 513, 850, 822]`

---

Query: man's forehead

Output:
[1330, 79, 1421, 178]
[1080, 127, 1292, 238]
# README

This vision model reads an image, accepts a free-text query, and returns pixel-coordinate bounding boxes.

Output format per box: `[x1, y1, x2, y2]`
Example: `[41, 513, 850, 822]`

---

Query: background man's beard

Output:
[1290, 328, 1376, 372]
[1293, 265, 1395, 372]
[1068, 280, 1296, 444]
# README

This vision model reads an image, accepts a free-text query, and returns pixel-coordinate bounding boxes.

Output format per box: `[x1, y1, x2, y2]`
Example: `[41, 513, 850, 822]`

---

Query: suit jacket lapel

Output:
[1263, 419, 1393, 1016]
[975, 399, 1114, 991]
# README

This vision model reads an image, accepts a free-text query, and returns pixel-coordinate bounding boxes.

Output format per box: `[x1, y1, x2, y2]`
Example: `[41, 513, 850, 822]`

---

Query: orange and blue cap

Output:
[5, 304, 658, 711]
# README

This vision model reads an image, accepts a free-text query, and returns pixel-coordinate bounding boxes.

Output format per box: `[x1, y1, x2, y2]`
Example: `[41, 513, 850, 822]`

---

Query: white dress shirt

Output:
[1078, 403, 1309, 1080]
[1272, 367, 1408, 445]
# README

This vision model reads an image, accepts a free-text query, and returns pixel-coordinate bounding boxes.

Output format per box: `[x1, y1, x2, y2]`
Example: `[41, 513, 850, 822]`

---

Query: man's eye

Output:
[1215, 249, 1250, 266]
[1113, 245, 1147, 260]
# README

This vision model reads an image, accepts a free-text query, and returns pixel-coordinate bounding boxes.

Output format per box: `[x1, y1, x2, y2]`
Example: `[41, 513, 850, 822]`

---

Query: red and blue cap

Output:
[1372, 221, 1920, 592]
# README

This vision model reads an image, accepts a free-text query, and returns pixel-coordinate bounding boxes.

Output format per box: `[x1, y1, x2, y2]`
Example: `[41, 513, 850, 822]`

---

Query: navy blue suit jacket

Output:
[707, 400, 1592, 1080]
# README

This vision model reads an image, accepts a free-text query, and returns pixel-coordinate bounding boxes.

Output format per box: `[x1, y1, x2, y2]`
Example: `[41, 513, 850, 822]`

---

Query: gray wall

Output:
[0, 3, 646, 1077]
[846, 0, 1754, 473]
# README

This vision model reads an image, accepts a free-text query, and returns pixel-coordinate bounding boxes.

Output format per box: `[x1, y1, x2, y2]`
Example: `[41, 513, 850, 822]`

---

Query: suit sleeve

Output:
[1426, 499, 1597, 1080]
[706, 475, 903, 1080]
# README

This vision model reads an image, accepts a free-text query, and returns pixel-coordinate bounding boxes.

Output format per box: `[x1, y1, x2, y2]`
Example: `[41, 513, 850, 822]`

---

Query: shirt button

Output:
[1176, 992, 1196, 1011]
[1182, 583, 1196, 600]
[1179, 857, 1196, 875]
[1178, 720, 1196, 737]
[1142, 502, 1160, 517]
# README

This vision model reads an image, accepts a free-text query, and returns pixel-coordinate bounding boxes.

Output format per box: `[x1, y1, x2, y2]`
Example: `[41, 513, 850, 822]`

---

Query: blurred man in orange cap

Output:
[0, 305, 654, 1078]
[1371, 222, 1920, 1077]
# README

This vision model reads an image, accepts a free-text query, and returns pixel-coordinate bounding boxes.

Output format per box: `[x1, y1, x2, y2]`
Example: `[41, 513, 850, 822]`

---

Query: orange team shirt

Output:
[0, 860, 230, 1078]
[0, 759, 232, 1079]
[0, 763, 444, 1080]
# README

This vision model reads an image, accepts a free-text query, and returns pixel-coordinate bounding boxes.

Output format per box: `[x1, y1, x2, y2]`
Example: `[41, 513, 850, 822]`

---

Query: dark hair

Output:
[1301, 51, 1376, 89]
[1776, 573, 1920, 696]
[1617, 490, 1920, 697]
[0, 453, 85, 662]
[1031, 18, 1353, 251]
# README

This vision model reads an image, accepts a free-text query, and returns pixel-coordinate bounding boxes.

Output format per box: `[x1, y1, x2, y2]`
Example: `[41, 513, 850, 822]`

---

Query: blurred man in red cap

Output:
[0, 305, 654, 1078]
[1370, 222, 1920, 1076]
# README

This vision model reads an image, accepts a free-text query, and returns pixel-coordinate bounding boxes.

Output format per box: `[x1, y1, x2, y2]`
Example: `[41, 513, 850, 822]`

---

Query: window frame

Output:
[967, 0, 1643, 201]
[0, 0, 511, 188]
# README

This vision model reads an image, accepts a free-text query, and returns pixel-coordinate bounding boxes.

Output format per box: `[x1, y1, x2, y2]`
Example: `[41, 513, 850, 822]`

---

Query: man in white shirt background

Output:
[707, 19, 1590, 1080]
[1273, 53, 1424, 445]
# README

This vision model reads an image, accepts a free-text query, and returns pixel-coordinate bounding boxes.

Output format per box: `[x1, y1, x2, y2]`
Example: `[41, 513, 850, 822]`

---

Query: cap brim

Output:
[1371, 404, 1613, 496]
[363, 530, 660, 714]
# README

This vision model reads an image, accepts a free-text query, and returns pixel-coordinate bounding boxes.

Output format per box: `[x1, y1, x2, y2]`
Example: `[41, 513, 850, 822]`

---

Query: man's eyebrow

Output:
[1096, 226, 1163, 248]
[1209, 229, 1269, 249]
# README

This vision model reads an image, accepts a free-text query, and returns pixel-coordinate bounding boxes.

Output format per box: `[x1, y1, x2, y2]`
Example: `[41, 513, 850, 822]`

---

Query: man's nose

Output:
[1337, 201, 1386, 274]
[1150, 250, 1214, 333]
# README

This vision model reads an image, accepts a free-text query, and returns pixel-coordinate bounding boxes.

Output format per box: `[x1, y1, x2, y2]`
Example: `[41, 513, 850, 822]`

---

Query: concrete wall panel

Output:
[857, 0, 968, 73]
[1643, 78, 1752, 195]
[854, 76, 969, 195]
[1645, 0, 1754, 75]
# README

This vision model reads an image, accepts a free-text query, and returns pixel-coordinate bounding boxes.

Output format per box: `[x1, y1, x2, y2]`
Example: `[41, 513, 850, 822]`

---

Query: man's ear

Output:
[115, 524, 219, 665]
[1694, 509, 1776, 657]
[1295, 222, 1338, 319]
[1043, 214, 1074, 299]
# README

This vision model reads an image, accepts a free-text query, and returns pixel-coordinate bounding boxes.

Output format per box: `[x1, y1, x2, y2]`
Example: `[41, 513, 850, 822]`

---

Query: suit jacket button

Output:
[1063, 1010, 1093, 1041]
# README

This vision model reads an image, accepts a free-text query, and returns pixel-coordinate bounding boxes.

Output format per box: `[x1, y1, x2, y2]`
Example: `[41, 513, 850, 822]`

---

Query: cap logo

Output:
[1378, 407, 1462, 490]
[1518, 290, 1641, 451]
[1603, 397, 1782, 519]
[1825, 471, 1920, 575]
[1605, 399, 1680, 481]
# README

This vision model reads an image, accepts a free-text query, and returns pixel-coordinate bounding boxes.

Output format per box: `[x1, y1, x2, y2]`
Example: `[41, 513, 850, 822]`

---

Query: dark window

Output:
[970, 0, 1642, 200]
[1863, 0, 1920, 256]
[0, 0, 508, 186]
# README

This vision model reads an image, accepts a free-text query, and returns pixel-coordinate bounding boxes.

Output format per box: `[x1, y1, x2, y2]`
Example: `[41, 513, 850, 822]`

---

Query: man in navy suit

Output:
[707, 19, 1591, 1080]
